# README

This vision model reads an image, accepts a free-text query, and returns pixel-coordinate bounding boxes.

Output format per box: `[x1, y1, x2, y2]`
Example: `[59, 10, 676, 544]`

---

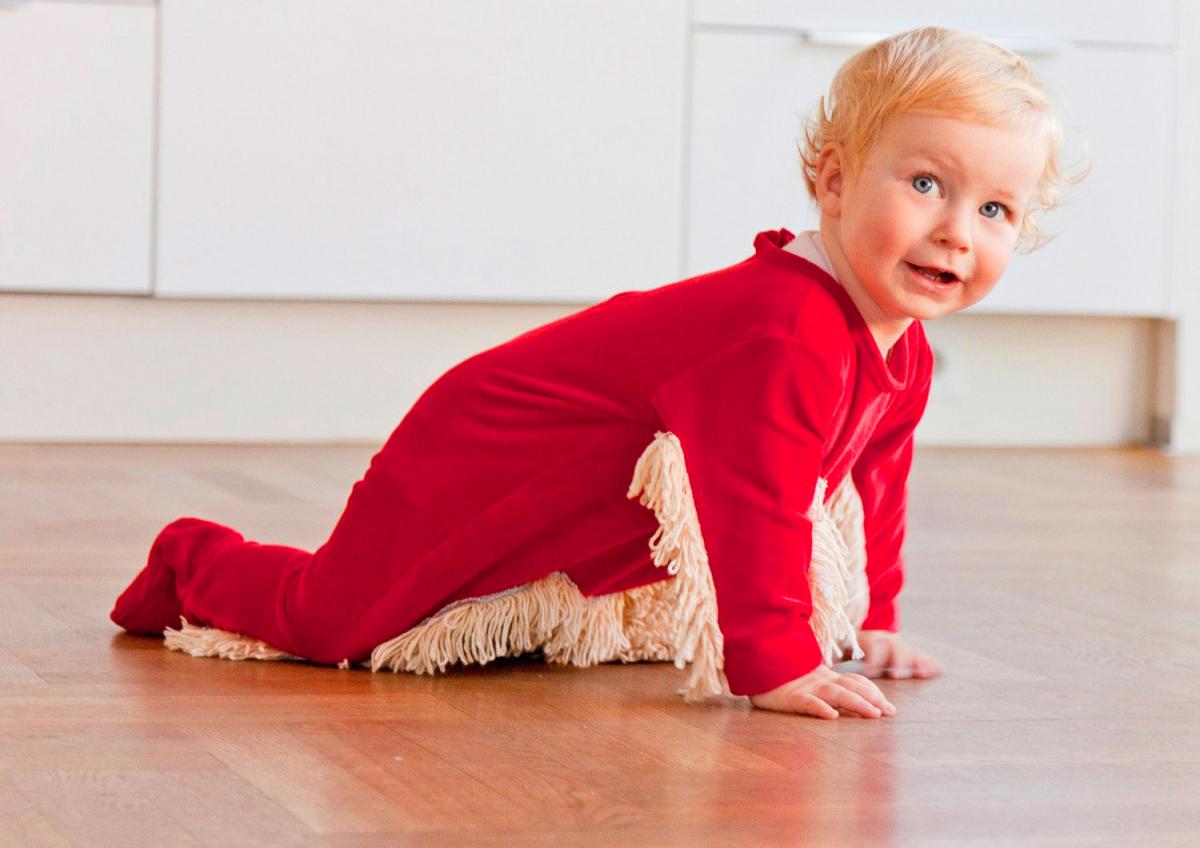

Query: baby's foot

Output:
[110, 517, 214, 633]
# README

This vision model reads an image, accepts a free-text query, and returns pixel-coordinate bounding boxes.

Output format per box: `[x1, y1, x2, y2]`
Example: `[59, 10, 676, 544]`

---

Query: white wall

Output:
[0, 292, 1154, 447]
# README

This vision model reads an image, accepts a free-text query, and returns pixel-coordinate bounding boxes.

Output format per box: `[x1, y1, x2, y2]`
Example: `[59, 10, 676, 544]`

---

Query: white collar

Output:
[786, 229, 838, 283]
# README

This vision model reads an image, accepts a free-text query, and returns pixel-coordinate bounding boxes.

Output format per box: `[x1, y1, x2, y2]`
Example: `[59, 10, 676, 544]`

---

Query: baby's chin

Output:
[904, 291, 987, 321]
[907, 302, 963, 321]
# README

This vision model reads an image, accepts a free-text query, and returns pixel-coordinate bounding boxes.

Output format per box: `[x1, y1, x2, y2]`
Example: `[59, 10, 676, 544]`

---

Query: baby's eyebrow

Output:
[908, 148, 1019, 203]
[909, 147, 964, 173]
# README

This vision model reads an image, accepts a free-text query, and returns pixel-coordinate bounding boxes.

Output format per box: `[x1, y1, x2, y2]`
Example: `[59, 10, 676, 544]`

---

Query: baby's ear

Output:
[815, 145, 846, 217]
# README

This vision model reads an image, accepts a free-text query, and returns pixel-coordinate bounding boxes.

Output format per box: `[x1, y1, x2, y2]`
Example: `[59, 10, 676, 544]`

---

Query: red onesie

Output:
[110, 227, 933, 697]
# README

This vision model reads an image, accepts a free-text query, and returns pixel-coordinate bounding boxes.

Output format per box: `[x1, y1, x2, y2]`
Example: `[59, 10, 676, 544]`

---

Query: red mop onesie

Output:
[110, 227, 932, 699]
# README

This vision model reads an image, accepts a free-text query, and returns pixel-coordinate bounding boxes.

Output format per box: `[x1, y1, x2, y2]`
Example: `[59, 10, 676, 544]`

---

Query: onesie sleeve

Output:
[850, 343, 934, 633]
[650, 334, 850, 696]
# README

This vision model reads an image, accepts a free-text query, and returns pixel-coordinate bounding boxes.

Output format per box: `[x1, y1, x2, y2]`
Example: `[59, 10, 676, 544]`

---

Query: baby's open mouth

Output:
[906, 262, 959, 284]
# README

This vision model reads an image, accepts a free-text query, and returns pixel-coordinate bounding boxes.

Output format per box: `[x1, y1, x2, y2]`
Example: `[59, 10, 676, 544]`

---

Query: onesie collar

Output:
[753, 227, 914, 392]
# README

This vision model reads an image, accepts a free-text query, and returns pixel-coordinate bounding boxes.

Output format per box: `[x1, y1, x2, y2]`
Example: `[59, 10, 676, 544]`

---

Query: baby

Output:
[110, 26, 1079, 720]
[752, 26, 1077, 718]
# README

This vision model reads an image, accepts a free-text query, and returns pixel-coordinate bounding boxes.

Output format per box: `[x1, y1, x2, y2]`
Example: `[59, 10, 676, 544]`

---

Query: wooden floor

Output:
[2, 443, 1200, 846]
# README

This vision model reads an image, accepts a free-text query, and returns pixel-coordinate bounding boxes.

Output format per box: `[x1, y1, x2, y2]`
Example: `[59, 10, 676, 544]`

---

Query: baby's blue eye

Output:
[980, 201, 1006, 220]
[912, 175, 937, 194]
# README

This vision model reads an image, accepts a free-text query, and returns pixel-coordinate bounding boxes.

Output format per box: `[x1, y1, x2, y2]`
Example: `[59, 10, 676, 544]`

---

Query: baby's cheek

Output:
[979, 257, 1010, 293]
[866, 233, 899, 277]
[966, 276, 1001, 308]
[865, 222, 901, 261]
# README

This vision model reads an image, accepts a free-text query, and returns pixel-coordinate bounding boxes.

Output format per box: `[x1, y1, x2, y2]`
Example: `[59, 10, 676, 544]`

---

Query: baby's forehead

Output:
[868, 113, 1048, 187]
[880, 111, 1044, 147]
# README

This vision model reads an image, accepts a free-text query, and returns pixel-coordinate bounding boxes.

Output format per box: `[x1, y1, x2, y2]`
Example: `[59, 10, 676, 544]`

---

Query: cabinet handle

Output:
[799, 28, 1067, 57]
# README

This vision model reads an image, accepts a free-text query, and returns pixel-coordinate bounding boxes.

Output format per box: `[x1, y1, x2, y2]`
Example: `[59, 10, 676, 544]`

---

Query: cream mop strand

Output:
[805, 477, 865, 665]
[626, 431, 731, 701]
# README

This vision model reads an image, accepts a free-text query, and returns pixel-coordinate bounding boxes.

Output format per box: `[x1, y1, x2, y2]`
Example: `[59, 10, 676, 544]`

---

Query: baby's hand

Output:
[856, 630, 943, 679]
[748, 664, 896, 719]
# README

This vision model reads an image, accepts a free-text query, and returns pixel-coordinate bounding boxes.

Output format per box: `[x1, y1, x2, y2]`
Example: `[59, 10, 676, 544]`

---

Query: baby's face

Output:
[832, 111, 1047, 322]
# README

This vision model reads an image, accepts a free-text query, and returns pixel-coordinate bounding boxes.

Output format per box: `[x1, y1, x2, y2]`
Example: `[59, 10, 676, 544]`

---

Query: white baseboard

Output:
[0, 294, 1159, 447]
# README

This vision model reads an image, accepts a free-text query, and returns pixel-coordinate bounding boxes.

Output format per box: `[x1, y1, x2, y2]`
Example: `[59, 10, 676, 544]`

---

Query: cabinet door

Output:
[0, 0, 155, 295]
[157, 0, 686, 303]
[686, 30, 1171, 316]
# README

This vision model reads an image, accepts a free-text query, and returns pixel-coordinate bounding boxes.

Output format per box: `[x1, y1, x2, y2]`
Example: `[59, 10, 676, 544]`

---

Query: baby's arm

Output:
[850, 340, 942, 679]
[652, 335, 894, 718]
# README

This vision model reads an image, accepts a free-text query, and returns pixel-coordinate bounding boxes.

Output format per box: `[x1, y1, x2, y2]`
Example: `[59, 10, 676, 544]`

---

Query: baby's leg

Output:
[111, 515, 334, 659]
[110, 458, 425, 665]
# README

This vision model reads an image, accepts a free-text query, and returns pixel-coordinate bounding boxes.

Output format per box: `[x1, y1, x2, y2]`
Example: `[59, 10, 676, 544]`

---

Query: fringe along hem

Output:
[162, 430, 869, 702]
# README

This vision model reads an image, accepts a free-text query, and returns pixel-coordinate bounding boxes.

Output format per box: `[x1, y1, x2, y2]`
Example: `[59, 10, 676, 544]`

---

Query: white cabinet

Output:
[0, 0, 156, 295]
[156, 0, 687, 303]
[2, 1, 1178, 317]
[686, 30, 842, 279]
[686, 4, 1176, 317]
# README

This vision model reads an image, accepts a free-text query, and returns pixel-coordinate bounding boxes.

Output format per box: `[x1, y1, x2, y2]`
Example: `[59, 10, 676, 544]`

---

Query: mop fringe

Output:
[163, 618, 298, 662]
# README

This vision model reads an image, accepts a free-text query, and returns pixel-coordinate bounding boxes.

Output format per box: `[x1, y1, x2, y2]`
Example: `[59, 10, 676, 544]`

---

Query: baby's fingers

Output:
[912, 652, 944, 678]
[861, 645, 900, 679]
[839, 674, 897, 715]
[821, 684, 886, 719]
[792, 693, 840, 720]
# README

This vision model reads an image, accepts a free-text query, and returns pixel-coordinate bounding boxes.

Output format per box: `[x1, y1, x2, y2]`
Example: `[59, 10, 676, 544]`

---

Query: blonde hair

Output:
[797, 26, 1089, 253]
